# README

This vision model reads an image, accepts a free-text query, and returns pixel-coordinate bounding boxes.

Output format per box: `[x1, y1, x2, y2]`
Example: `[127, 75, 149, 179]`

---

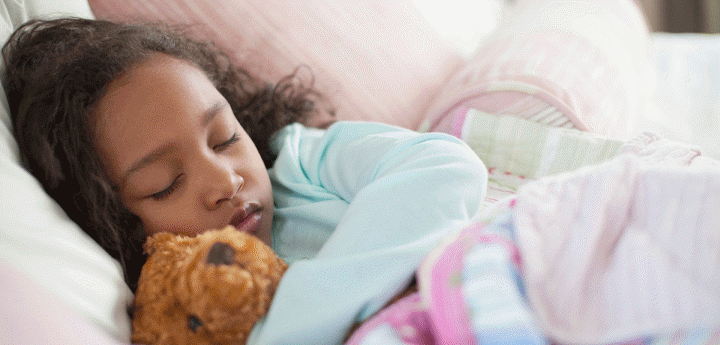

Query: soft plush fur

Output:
[131, 226, 288, 345]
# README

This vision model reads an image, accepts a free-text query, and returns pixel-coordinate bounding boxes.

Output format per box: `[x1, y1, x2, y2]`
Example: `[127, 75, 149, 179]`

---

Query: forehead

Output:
[96, 54, 215, 116]
[92, 54, 224, 177]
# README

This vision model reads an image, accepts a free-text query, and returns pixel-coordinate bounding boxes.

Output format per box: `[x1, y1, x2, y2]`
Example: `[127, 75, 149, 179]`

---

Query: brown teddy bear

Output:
[131, 226, 288, 345]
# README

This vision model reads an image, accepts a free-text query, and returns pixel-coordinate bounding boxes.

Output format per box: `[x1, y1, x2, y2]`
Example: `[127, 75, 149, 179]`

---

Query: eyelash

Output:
[150, 133, 240, 201]
[151, 176, 181, 200]
[214, 133, 240, 152]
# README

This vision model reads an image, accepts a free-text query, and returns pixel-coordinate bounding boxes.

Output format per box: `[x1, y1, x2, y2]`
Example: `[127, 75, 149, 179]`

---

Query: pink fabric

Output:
[449, 107, 469, 138]
[88, 0, 464, 129]
[425, 223, 524, 345]
[515, 154, 720, 344]
[424, 0, 652, 139]
[431, 88, 578, 135]
[424, 225, 478, 345]
[346, 292, 434, 345]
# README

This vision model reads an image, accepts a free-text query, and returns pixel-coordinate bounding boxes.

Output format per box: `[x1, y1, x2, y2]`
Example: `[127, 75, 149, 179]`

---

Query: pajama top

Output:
[248, 121, 487, 344]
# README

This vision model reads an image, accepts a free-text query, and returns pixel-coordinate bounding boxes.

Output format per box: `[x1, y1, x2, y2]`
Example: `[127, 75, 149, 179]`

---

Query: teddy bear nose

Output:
[206, 242, 236, 265]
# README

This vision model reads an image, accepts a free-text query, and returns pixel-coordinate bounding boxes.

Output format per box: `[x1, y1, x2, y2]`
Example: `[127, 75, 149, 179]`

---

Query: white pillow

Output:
[0, 0, 133, 342]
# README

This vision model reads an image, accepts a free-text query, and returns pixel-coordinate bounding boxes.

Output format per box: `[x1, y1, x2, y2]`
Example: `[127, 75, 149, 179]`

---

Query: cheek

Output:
[131, 206, 170, 236]
[253, 162, 274, 203]
[127, 201, 194, 236]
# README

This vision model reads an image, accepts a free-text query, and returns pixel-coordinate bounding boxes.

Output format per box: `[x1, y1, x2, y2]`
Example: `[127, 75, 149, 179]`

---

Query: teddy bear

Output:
[131, 226, 288, 345]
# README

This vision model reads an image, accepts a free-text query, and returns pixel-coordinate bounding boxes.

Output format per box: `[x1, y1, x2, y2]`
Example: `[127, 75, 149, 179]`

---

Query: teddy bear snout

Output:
[206, 241, 236, 266]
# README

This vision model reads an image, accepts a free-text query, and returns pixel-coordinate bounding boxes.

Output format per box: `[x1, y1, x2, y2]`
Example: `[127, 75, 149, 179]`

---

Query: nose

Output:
[206, 242, 236, 265]
[200, 158, 244, 210]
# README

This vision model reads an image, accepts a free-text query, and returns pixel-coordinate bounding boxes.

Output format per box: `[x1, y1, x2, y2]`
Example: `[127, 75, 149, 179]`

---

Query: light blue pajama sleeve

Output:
[248, 121, 487, 345]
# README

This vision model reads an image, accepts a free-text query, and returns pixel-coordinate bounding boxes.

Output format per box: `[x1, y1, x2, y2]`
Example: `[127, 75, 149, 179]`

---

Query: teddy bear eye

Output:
[187, 314, 203, 332]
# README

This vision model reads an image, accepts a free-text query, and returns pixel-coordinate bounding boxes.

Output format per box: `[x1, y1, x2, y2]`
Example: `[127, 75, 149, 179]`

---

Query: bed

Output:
[1, 0, 719, 343]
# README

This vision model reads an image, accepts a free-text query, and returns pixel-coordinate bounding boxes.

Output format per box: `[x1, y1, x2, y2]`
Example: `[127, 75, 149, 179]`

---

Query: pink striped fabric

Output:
[88, 0, 465, 129]
[423, 0, 652, 139]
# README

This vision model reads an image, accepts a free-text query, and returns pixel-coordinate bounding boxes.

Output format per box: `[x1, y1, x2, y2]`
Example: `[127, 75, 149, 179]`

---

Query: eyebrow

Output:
[201, 101, 227, 127]
[121, 101, 227, 183]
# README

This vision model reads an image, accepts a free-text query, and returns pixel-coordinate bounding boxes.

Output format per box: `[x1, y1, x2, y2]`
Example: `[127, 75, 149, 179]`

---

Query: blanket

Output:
[348, 111, 720, 344]
[516, 156, 720, 344]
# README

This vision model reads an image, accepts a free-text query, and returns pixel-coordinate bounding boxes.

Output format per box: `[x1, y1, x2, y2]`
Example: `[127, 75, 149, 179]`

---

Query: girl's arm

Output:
[253, 121, 487, 344]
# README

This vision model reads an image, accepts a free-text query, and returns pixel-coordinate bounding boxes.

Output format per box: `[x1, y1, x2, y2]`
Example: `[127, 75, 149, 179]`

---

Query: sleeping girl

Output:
[2, 18, 487, 344]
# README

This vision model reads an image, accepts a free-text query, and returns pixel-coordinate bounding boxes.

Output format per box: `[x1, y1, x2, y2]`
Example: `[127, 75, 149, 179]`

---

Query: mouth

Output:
[229, 204, 262, 235]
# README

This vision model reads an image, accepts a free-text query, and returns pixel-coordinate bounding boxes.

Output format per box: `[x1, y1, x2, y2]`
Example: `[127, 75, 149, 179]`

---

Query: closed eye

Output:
[213, 133, 240, 152]
[150, 175, 183, 200]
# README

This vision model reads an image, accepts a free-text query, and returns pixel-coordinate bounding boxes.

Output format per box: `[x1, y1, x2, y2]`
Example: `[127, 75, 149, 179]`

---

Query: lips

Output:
[229, 204, 262, 235]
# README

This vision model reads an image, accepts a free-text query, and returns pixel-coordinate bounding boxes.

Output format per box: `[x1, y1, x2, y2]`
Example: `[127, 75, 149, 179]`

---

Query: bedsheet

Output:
[348, 111, 720, 344]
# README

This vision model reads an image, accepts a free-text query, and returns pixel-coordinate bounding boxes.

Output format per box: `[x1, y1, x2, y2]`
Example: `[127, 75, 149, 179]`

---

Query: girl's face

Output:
[93, 54, 274, 245]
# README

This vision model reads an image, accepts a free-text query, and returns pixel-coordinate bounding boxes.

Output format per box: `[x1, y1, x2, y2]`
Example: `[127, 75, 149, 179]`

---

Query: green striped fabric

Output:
[459, 109, 624, 210]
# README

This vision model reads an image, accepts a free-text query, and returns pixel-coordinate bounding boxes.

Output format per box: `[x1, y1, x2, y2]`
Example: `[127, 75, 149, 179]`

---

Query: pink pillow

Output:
[423, 0, 653, 139]
[88, 0, 465, 129]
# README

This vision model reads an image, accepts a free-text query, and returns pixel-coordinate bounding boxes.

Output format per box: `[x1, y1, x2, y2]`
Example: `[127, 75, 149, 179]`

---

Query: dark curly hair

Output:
[2, 17, 331, 291]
